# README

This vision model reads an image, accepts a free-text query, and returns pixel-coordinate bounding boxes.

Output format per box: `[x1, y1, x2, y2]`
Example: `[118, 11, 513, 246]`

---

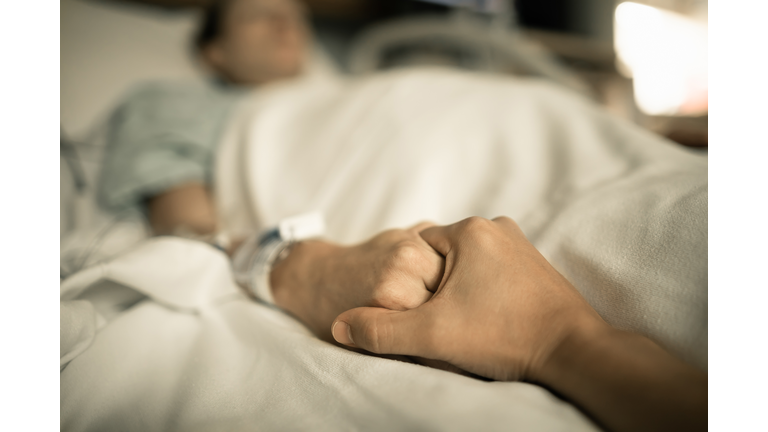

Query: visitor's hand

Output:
[270, 222, 444, 343]
[330, 216, 605, 381]
[330, 217, 707, 432]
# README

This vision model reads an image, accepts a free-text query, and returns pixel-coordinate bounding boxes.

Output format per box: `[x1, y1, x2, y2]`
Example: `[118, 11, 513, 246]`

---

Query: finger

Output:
[490, 216, 526, 237]
[384, 279, 434, 309]
[420, 250, 445, 293]
[407, 221, 437, 234]
[412, 283, 435, 306]
[404, 222, 445, 292]
[419, 224, 453, 256]
[332, 307, 434, 358]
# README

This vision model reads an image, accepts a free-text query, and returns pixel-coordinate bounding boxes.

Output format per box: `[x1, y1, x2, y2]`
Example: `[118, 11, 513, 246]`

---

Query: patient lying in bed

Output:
[96, 1, 706, 430]
[99, 0, 444, 345]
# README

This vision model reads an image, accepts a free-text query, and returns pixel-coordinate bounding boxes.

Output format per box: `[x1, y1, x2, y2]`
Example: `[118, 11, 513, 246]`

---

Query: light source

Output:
[614, 1, 708, 116]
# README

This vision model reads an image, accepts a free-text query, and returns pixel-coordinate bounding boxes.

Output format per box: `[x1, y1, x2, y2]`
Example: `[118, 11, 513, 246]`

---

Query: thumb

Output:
[332, 307, 432, 357]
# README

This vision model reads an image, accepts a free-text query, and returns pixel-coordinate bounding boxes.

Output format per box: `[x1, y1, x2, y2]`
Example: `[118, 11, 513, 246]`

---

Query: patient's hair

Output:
[194, 0, 234, 51]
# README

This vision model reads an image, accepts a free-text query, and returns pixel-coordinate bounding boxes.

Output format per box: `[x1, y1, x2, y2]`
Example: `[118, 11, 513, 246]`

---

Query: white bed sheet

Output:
[61, 238, 599, 431]
[61, 68, 706, 431]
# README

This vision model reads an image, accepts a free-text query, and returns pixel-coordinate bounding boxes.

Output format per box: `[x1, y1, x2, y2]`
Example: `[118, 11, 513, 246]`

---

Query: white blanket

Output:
[61, 68, 706, 431]
[216, 68, 707, 367]
[61, 238, 599, 431]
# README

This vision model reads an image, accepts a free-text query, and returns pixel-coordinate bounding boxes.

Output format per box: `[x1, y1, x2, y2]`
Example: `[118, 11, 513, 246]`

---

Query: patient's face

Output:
[206, 0, 308, 85]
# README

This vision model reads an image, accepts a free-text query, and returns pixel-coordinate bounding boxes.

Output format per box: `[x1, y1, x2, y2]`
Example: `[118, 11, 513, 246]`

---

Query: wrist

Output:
[531, 315, 707, 432]
[530, 312, 614, 385]
[270, 240, 340, 323]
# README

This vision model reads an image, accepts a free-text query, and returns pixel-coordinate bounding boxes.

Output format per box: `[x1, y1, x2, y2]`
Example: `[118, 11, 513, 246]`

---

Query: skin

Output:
[331, 216, 707, 432]
[148, 0, 309, 239]
[270, 222, 444, 343]
[144, 5, 706, 427]
[146, 2, 447, 330]
[201, 0, 309, 85]
[147, 182, 218, 236]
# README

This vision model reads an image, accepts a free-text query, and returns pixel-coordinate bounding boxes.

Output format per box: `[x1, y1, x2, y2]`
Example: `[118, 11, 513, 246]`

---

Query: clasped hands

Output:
[269, 216, 600, 382]
[268, 217, 707, 432]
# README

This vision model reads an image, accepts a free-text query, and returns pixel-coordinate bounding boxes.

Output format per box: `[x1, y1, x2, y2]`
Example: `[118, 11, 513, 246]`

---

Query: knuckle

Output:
[461, 216, 496, 245]
[461, 216, 490, 232]
[491, 215, 515, 225]
[491, 215, 523, 234]
[388, 241, 422, 269]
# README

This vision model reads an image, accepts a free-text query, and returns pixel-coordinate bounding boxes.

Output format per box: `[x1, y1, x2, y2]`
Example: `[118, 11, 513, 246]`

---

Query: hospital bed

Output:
[60, 1, 708, 430]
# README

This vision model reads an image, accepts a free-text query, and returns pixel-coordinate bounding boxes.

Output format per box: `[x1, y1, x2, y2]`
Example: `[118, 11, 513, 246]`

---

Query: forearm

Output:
[536, 321, 707, 432]
[147, 182, 218, 236]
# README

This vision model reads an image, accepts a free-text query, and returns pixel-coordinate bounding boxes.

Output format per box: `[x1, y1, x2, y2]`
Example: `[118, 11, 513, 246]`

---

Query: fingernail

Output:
[332, 321, 354, 346]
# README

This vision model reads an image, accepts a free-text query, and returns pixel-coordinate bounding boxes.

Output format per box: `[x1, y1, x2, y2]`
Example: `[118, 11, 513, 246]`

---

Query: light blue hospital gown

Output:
[98, 81, 246, 212]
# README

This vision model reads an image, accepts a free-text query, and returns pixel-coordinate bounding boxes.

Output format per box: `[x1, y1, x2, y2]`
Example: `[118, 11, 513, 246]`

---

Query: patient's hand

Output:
[269, 222, 444, 342]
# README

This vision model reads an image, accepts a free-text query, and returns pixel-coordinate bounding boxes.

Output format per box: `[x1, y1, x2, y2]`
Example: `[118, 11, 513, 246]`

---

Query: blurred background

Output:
[61, 0, 708, 147]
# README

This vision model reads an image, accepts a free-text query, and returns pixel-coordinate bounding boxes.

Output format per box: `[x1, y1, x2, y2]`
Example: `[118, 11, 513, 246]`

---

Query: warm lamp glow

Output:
[614, 2, 708, 116]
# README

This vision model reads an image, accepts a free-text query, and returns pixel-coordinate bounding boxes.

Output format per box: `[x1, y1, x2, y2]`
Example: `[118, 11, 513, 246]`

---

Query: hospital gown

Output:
[98, 81, 245, 212]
